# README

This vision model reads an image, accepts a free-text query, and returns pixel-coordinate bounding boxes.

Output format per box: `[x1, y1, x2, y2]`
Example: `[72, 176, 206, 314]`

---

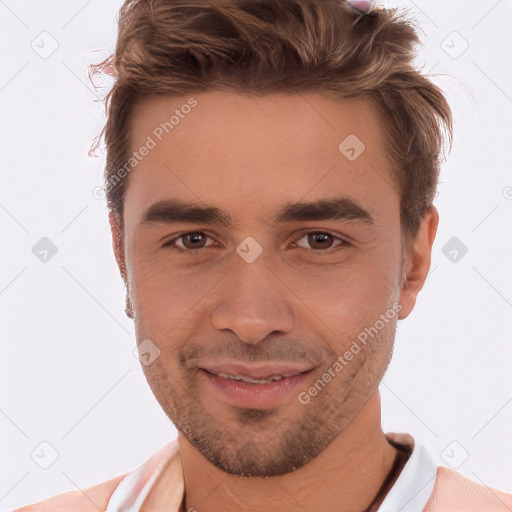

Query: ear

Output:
[109, 211, 127, 281]
[398, 205, 439, 320]
[108, 211, 134, 319]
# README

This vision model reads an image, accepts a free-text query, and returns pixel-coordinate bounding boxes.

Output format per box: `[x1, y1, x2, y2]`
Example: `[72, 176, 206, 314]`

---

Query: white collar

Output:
[377, 432, 438, 512]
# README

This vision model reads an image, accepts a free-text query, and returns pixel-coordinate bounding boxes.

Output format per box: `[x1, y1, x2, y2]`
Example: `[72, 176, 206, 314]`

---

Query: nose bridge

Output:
[211, 254, 295, 344]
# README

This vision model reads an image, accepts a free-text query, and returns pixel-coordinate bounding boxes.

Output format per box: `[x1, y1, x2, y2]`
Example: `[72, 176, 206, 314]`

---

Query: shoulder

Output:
[424, 466, 512, 511]
[11, 440, 180, 512]
[11, 472, 128, 512]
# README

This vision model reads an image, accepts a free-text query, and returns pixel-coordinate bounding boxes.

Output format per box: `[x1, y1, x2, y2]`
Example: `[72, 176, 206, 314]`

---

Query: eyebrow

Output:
[140, 196, 375, 227]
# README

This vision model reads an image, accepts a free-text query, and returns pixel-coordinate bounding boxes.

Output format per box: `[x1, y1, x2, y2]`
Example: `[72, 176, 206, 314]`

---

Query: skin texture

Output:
[110, 91, 438, 511]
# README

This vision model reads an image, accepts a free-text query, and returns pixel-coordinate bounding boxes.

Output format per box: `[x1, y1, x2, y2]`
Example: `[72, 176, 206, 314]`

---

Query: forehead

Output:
[124, 91, 397, 226]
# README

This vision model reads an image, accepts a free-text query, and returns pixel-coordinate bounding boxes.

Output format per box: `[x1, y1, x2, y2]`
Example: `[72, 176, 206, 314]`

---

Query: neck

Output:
[179, 390, 398, 512]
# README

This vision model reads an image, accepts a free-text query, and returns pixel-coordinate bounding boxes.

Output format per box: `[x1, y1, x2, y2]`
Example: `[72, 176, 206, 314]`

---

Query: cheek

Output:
[128, 252, 225, 326]
[284, 247, 401, 331]
[298, 275, 392, 350]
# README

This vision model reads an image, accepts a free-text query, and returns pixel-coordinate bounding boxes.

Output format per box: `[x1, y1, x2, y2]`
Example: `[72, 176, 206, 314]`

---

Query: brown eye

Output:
[173, 232, 213, 251]
[307, 232, 334, 249]
[294, 232, 347, 252]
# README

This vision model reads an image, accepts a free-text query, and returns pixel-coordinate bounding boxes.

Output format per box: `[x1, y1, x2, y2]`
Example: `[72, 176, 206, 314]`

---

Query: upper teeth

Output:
[217, 373, 285, 384]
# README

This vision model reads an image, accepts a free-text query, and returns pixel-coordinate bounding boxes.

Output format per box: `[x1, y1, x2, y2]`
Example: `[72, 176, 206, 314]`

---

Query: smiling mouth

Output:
[203, 370, 307, 385]
[197, 363, 316, 409]
[199, 360, 315, 381]
[216, 372, 287, 384]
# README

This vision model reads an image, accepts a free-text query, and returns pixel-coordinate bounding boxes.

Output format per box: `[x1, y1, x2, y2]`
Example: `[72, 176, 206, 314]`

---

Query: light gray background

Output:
[1, 0, 511, 509]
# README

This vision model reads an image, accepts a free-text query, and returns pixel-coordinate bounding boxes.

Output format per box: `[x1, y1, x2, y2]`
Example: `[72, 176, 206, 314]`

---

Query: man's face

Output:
[119, 91, 406, 476]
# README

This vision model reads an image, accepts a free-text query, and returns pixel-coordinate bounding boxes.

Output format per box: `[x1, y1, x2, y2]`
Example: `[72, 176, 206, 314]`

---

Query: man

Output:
[14, 0, 512, 510]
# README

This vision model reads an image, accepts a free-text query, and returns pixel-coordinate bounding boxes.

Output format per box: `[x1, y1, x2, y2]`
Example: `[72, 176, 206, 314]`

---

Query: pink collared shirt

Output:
[12, 432, 512, 511]
[105, 432, 512, 511]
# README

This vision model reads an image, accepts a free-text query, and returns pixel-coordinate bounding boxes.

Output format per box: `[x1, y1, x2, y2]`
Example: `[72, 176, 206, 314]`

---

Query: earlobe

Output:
[398, 206, 439, 320]
[125, 294, 134, 319]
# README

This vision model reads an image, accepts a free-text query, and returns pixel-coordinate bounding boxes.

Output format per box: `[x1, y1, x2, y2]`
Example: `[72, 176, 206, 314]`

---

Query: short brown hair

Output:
[90, 0, 452, 247]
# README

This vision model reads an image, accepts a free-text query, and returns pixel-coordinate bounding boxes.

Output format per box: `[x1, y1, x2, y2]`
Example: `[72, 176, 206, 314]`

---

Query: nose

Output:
[211, 259, 295, 345]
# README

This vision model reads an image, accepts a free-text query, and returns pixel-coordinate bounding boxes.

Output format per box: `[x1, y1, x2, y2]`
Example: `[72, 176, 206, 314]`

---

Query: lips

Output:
[197, 361, 316, 409]
[200, 361, 313, 380]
